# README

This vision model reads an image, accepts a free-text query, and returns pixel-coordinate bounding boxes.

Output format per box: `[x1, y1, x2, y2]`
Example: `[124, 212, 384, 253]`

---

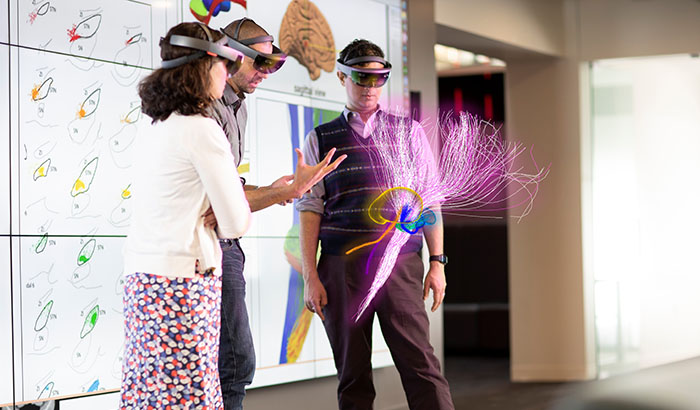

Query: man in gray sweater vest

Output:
[297, 39, 454, 410]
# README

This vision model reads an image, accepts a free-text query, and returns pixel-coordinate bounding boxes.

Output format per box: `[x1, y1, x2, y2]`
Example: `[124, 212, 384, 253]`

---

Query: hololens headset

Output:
[336, 55, 392, 88]
[161, 23, 244, 71]
[221, 18, 287, 74]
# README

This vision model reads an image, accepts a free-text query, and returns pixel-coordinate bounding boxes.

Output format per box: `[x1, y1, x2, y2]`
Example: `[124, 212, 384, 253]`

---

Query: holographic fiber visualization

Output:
[352, 111, 549, 320]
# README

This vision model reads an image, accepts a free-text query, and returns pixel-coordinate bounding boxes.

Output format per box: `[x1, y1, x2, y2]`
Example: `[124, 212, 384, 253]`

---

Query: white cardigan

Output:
[123, 113, 251, 278]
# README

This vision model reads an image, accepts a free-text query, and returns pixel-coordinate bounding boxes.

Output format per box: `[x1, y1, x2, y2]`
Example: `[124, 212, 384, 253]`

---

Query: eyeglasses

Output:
[336, 56, 392, 88]
[221, 18, 287, 74]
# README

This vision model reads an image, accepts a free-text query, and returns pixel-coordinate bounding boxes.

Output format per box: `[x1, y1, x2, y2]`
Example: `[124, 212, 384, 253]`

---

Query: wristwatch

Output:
[429, 254, 448, 265]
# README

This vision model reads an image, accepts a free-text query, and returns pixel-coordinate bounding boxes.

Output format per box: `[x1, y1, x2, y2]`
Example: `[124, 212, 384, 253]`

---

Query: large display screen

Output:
[0, 0, 407, 406]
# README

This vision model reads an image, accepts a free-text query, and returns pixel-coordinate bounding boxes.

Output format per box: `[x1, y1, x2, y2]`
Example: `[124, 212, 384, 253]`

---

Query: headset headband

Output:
[341, 55, 391, 68]
[161, 23, 242, 69]
[220, 18, 287, 74]
[231, 17, 275, 44]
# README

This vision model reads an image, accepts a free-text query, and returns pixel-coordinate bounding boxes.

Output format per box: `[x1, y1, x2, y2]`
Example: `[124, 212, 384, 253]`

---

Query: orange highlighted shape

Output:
[31, 77, 53, 101]
[76, 88, 101, 119]
[71, 157, 98, 197]
[120, 106, 141, 124]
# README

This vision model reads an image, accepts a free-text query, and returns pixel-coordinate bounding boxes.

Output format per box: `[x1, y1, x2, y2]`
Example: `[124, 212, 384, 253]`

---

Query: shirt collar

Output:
[222, 82, 245, 110]
[343, 105, 382, 123]
[343, 105, 383, 139]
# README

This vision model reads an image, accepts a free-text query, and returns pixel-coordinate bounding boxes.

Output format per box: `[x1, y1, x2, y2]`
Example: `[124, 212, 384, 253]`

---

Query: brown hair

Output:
[222, 18, 269, 42]
[339, 39, 385, 66]
[139, 22, 224, 122]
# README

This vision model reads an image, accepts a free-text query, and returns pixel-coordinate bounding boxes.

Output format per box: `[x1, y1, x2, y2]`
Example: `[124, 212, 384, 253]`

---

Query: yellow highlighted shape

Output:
[285, 309, 313, 363]
[33, 159, 51, 181]
[71, 157, 98, 197]
[73, 179, 85, 192]
[345, 187, 424, 255]
[121, 184, 132, 199]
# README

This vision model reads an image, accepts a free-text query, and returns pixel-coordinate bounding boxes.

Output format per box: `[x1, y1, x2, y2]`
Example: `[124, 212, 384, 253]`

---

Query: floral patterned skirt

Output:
[120, 272, 223, 410]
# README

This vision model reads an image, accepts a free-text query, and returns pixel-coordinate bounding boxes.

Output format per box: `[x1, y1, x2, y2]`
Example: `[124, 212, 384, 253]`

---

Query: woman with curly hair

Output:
[120, 22, 249, 409]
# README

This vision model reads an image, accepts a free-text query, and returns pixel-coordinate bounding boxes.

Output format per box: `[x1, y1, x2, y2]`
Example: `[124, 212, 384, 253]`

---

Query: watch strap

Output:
[429, 254, 448, 265]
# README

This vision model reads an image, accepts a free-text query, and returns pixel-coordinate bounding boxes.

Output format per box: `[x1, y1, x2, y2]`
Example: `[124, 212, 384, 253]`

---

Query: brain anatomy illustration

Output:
[279, 0, 335, 81]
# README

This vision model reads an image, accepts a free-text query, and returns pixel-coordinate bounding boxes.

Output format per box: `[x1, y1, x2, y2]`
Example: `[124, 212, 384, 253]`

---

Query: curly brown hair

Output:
[139, 23, 224, 122]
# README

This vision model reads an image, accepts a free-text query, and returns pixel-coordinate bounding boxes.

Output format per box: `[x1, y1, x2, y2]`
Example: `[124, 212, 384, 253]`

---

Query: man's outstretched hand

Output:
[289, 148, 346, 198]
[271, 174, 294, 205]
[243, 148, 346, 212]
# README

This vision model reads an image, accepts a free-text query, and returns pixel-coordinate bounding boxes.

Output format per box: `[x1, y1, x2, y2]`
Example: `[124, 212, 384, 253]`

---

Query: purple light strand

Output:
[352, 111, 549, 321]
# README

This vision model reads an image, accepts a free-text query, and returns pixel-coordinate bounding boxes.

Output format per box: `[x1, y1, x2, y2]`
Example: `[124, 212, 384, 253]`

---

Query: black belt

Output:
[219, 238, 240, 246]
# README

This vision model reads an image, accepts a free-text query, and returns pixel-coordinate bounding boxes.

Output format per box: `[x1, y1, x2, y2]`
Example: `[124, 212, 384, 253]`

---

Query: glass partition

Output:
[590, 54, 700, 377]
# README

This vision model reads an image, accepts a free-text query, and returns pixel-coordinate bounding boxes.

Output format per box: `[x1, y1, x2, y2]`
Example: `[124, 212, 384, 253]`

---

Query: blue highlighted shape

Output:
[397, 207, 436, 234]
[203, 0, 231, 16]
[87, 379, 100, 392]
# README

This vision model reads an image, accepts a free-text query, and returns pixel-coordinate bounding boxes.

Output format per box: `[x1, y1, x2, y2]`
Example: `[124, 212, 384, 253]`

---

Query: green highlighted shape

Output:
[34, 300, 54, 331]
[35, 233, 48, 253]
[189, 0, 208, 17]
[77, 239, 96, 266]
[80, 305, 99, 338]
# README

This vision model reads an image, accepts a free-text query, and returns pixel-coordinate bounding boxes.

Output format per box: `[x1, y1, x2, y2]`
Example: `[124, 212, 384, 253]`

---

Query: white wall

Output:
[505, 0, 597, 382]
[505, 65, 593, 381]
[579, 0, 700, 60]
[433, 0, 700, 382]
[409, 0, 438, 121]
[435, 0, 565, 57]
[436, 0, 594, 382]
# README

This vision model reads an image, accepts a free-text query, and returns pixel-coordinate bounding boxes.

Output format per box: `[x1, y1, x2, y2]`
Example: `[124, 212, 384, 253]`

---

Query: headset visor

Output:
[249, 44, 287, 74]
[223, 32, 287, 74]
[336, 56, 392, 88]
